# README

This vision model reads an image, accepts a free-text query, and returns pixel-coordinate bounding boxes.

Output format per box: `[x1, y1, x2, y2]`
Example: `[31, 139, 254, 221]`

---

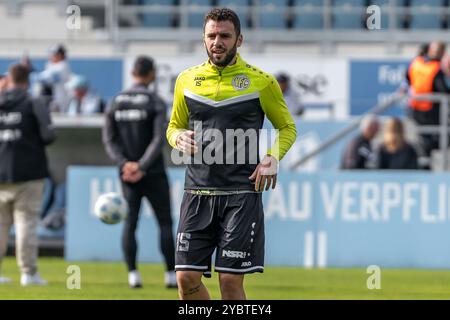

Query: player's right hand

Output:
[176, 130, 198, 154]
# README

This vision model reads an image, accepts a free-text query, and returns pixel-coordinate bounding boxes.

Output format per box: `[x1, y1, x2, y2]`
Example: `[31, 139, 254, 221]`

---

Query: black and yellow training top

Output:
[167, 54, 297, 191]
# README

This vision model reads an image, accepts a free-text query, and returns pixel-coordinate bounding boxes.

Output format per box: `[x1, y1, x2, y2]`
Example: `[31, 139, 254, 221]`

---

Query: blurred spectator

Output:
[21, 52, 35, 74]
[276, 73, 304, 117]
[418, 43, 430, 58]
[441, 54, 450, 86]
[36, 44, 71, 112]
[406, 41, 450, 158]
[399, 43, 429, 94]
[65, 75, 105, 116]
[340, 114, 379, 169]
[0, 75, 7, 92]
[0, 64, 56, 286]
[375, 118, 418, 170]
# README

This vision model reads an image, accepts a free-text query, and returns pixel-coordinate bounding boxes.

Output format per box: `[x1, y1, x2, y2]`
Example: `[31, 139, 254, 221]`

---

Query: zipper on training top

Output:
[215, 69, 222, 100]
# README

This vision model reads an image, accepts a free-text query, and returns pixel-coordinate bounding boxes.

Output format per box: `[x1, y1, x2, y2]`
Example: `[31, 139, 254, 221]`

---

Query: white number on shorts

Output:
[176, 233, 191, 252]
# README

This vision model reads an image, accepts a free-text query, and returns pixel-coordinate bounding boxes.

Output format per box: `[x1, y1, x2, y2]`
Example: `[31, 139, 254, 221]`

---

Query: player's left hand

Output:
[249, 155, 278, 192]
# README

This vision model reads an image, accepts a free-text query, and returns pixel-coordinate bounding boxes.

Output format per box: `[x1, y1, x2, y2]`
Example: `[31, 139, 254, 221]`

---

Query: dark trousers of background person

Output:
[120, 172, 175, 273]
[409, 109, 443, 169]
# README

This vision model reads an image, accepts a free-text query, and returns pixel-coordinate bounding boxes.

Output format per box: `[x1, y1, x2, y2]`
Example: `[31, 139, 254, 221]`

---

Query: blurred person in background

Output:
[103, 56, 176, 289]
[341, 114, 379, 169]
[0, 75, 8, 92]
[441, 53, 450, 87]
[65, 75, 105, 116]
[36, 44, 71, 112]
[375, 117, 418, 170]
[406, 41, 450, 159]
[276, 72, 304, 117]
[399, 43, 429, 94]
[418, 43, 430, 58]
[0, 64, 56, 286]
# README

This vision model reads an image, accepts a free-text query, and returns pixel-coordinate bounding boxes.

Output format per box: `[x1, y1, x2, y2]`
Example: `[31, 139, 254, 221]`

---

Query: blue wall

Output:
[66, 166, 450, 269]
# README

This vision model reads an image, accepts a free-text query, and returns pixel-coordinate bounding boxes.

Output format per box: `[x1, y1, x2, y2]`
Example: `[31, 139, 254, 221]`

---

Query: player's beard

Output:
[205, 39, 238, 67]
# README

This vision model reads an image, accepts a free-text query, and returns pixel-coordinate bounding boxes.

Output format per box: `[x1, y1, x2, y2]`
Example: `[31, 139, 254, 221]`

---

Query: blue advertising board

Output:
[66, 166, 450, 269]
[350, 60, 409, 116]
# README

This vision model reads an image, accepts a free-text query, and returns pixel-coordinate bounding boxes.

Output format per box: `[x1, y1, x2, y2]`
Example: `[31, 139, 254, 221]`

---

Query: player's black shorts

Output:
[175, 191, 264, 277]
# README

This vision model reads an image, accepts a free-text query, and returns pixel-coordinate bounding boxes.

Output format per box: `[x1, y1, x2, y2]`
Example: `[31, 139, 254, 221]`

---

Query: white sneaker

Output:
[165, 271, 177, 289]
[128, 270, 142, 288]
[20, 273, 48, 286]
[0, 276, 12, 284]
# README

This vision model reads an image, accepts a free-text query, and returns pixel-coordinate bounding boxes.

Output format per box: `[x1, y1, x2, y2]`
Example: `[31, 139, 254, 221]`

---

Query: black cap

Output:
[49, 44, 66, 56]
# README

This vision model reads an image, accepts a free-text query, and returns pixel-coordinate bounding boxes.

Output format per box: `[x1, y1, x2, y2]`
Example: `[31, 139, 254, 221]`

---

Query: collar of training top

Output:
[205, 53, 245, 74]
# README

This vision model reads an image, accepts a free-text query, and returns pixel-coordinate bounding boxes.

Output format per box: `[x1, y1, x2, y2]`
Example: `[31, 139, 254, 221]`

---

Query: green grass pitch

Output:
[1, 257, 450, 299]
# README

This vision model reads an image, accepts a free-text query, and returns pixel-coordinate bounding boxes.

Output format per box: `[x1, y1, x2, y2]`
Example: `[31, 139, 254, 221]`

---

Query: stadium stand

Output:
[369, 0, 407, 29]
[138, 0, 175, 28]
[292, 0, 324, 30]
[332, 0, 365, 29]
[258, 0, 288, 29]
[2, 1, 450, 56]
[216, 0, 251, 28]
[186, 0, 213, 28]
[409, 0, 446, 30]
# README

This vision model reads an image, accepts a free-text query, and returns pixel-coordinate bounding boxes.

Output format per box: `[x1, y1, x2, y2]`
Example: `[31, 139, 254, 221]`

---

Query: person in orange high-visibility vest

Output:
[406, 41, 450, 159]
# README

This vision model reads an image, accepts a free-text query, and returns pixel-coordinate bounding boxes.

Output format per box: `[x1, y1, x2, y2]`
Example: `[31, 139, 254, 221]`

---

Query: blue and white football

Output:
[94, 192, 128, 225]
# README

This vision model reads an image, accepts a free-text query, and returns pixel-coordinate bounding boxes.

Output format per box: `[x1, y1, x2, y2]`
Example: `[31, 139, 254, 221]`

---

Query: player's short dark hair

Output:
[204, 8, 241, 36]
[9, 63, 29, 85]
[133, 55, 154, 77]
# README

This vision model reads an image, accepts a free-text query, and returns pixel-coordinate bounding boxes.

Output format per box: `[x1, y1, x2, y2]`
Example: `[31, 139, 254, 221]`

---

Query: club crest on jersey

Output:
[232, 74, 250, 91]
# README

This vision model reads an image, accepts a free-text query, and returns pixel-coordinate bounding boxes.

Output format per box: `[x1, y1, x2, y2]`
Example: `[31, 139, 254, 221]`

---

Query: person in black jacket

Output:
[376, 117, 418, 170]
[103, 56, 176, 289]
[0, 64, 56, 286]
[341, 114, 379, 169]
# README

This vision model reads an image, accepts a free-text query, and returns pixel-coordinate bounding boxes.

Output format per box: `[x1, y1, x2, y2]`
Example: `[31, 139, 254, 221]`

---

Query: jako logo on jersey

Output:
[194, 76, 206, 86]
[241, 261, 252, 267]
[222, 250, 246, 259]
[232, 74, 250, 91]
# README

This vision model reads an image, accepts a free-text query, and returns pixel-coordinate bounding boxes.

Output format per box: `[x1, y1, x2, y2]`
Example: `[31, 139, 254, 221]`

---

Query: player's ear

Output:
[237, 34, 243, 48]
